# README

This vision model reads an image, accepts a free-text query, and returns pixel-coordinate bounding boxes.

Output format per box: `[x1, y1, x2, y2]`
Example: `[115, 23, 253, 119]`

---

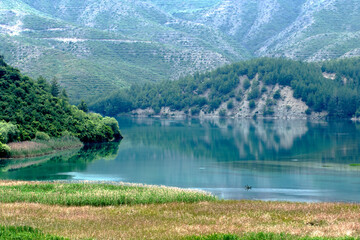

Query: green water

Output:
[1, 117, 360, 202]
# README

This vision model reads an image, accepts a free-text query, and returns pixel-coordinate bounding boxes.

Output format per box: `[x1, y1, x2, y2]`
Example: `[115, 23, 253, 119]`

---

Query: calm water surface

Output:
[1, 117, 360, 202]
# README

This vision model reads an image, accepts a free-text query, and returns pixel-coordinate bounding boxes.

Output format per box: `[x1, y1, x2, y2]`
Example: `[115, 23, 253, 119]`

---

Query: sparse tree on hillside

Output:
[37, 76, 50, 92]
[50, 78, 60, 97]
[78, 100, 89, 113]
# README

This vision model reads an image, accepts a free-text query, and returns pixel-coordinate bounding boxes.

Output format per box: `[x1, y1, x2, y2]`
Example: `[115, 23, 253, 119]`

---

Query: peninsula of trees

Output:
[0, 56, 122, 157]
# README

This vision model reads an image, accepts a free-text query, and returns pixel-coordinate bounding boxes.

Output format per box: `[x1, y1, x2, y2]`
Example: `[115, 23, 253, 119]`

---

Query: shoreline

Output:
[4, 144, 83, 160]
[2, 136, 84, 159]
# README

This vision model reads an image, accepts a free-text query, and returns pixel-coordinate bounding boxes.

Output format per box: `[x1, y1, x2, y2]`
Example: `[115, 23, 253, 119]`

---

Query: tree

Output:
[37, 76, 50, 92]
[50, 78, 60, 97]
[59, 89, 69, 101]
[78, 100, 89, 113]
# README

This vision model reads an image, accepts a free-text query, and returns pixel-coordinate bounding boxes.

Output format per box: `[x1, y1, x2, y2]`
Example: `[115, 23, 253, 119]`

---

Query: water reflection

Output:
[0, 141, 121, 180]
[1, 117, 360, 202]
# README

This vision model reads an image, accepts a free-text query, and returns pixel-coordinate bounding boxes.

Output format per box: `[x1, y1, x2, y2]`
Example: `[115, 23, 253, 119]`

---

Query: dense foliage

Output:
[90, 57, 360, 118]
[0, 56, 122, 143]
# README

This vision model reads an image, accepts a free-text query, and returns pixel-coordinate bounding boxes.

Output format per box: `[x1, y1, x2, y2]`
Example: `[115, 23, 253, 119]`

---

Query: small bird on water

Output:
[245, 185, 252, 191]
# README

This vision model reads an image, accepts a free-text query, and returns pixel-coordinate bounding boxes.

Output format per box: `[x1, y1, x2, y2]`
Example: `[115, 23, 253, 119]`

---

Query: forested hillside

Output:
[0, 55, 122, 146]
[90, 58, 360, 119]
[2, 0, 360, 101]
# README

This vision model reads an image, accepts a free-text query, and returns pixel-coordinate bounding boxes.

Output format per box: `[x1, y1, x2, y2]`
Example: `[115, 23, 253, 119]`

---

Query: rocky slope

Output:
[1, 0, 360, 101]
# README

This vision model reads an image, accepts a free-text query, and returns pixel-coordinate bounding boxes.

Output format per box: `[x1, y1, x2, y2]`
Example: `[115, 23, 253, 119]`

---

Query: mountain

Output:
[1, 0, 360, 101]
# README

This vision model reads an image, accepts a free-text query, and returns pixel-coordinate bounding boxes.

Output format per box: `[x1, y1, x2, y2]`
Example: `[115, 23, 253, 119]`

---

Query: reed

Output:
[7, 136, 83, 158]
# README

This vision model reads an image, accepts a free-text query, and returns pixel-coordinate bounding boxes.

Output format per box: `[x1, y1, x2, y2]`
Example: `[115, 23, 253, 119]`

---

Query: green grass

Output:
[0, 225, 68, 240]
[349, 163, 360, 167]
[184, 233, 360, 240]
[0, 182, 216, 206]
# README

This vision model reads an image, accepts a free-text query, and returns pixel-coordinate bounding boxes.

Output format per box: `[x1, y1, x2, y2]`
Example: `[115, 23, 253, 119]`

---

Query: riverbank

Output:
[0, 181, 359, 239]
[4, 135, 83, 159]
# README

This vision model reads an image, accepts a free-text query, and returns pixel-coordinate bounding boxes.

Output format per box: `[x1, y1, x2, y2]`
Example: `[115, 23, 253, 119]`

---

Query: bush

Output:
[35, 131, 50, 141]
[247, 86, 260, 100]
[0, 121, 19, 143]
[263, 107, 275, 116]
[305, 108, 312, 115]
[227, 100, 234, 110]
[243, 79, 251, 90]
[249, 100, 256, 110]
[219, 109, 226, 117]
[273, 90, 281, 100]
[0, 142, 10, 157]
[191, 107, 200, 116]
[209, 99, 221, 111]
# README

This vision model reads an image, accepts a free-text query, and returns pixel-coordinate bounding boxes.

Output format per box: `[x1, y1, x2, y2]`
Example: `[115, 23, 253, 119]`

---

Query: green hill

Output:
[0, 55, 122, 156]
[89, 58, 360, 119]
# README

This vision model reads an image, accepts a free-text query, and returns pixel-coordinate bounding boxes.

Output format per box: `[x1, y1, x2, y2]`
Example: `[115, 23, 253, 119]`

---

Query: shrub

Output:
[243, 79, 251, 90]
[305, 108, 312, 115]
[191, 107, 200, 116]
[35, 131, 51, 141]
[273, 89, 281, 100]
[219, 109, 226, 117]
[263, 107, 275, 116]
[261, 86, 267, 93]
[249, 100, 256, 110]
[0, 121, 19, 143]
[0, 142, 10, 157]
[227, 100, 234, 110]
[209, 99, 221, 111]
[247, 86, 260, 100]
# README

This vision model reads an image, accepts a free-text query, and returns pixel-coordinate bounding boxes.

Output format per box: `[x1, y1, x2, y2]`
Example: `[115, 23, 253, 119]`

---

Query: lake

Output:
[1, 117, 360, 202]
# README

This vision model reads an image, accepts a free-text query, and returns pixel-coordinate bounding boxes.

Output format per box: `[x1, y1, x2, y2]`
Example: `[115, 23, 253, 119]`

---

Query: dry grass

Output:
[8, 141, 47, 151]
[0, 200, 359, 239]
[6, 136, 83, 158]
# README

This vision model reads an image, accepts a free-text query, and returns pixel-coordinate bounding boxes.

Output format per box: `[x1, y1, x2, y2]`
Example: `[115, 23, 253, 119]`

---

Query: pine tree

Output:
[37, 76, 50, 92]
[60, 89, 69, 100]
[50, 78, 60, 97]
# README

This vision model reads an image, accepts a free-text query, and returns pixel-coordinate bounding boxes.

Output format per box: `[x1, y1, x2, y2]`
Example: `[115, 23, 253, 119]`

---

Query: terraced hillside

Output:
[0, 0, 248, 101]
[1, 0, 360, 101]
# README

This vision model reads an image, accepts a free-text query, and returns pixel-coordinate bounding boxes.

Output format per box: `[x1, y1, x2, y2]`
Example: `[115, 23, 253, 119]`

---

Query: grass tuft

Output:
[0, 225, 68, 240]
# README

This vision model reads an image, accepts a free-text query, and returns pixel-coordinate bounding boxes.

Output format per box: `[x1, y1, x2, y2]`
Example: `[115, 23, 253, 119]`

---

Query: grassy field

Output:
[0, 181, 359, 239]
